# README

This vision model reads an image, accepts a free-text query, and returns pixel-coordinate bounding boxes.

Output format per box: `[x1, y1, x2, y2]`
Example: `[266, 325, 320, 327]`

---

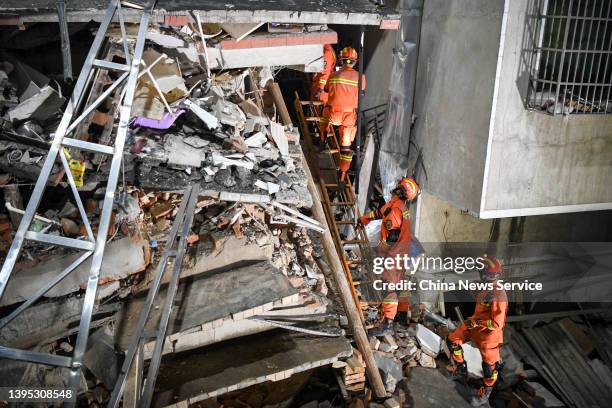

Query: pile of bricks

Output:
[335, 348, 366, 392]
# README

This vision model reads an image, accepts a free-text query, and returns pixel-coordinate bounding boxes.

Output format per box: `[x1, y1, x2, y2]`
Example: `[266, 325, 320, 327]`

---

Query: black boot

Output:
[369, 318, 394, 336]
[470, 386, 493, 407]
[447, 361, 468, 382]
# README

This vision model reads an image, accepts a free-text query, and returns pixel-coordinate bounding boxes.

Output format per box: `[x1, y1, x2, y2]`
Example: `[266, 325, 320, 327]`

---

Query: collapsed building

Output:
[1, 1, 612, 408]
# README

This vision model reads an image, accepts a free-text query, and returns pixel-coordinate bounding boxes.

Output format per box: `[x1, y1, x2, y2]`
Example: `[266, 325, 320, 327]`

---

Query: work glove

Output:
[359, 215, 371, 225]
[466, 318, 481, 329]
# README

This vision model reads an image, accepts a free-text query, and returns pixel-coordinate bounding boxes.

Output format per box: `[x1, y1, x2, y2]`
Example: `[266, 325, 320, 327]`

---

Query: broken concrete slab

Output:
[8, 84, 65, 122]
[212, 152, 254, 170]
[417, 350, 436, 368]
[184, 99, 219, 129]
[461, 341, 483, 377]
[183, 136, 210, 149]
[115, 261, 296, 350]
[1, 236, 150, 306]
[205, 44, 325, 71]
[0, 296, 120, 349]
[212, 99, 246, 128]
[416, 323, 441, 356]
[143, 301, 324, 359]
[165, 134, 205, 168]
[152, 331, 352, 408]
[146, 30, 185, 48]
[269, 120, 289, 156]
[372, 351, 402, 394]
[244, 131, 267, 148]
[83, 326, 120, 389]
[404, 367, 473, 407]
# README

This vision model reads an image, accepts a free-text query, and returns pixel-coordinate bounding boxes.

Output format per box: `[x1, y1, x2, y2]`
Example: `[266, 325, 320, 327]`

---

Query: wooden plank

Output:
[301, 133, 386, 398]
[267, 82, 292, 126]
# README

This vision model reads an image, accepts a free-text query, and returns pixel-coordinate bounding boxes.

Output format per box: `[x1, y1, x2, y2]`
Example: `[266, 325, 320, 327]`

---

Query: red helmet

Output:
[395, 178, 420, 201]
[480, 255, 502, 280]
[340, 46, 358, 63]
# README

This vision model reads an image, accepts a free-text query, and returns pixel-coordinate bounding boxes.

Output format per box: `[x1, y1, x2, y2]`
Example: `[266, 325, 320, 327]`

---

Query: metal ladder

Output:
[293, 94, 381, 324]
[0, 0, 155, 402]
[108, 184, 199, 408]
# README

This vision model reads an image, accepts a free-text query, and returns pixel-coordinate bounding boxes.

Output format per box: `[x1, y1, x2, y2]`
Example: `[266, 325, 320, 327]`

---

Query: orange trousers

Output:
[380, 244, 409, 320]
[382, 291, 409, 320]
[448, 323, 502, 386]
[319, 107, 357, 147]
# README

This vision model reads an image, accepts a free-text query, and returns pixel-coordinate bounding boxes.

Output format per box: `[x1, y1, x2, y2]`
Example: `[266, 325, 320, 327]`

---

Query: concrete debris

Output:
[269, 120, 289, 156]
[183, 135, 210, 148]
[166, 134, 206, 167]
[214, 168, 237, 188]
[245, 131, 267, 147]
[212, 98, 247, 128]
[416, 323, 441, 355]
[372, 351, 402, 393]
[0, 22, 340, 405]
[184, 99, 219, 129]
[146, 30, 185, 48]
[239, 99, 263, 117]
[461, 341, 483, 377]
[8, 84, 65, 122]
[212, 152, 254, 170]
[83, 326, 120, 389]
[1, 236, 150, 306]
[417, 349, 436, 368]
[383, 397, 400, 408]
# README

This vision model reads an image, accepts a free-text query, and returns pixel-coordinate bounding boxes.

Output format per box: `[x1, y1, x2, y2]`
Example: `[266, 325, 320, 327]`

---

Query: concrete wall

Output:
[481, 0, 612, 218]
[415, 192, 499, 242]
[412, 0, 505, 214]
[414, 191, 612, 243]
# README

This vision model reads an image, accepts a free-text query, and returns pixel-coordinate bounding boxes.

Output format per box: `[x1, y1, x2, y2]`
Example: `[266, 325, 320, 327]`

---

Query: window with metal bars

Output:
[526, 0, 612, 115]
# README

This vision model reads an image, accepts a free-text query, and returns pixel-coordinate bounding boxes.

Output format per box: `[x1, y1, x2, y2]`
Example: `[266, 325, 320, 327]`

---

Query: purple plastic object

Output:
[133, 109, 185, 129]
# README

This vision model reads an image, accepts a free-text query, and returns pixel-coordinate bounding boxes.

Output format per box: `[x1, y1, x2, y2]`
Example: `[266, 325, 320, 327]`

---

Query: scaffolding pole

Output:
[0, 0, 156, 404]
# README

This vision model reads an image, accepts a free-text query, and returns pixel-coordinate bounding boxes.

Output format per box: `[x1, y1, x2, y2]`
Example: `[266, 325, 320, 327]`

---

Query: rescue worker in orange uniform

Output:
[310, 44, 337, 103]
[319, 46, 365, 181]
[447, 255, 508, 406]
[359, 178, 420, 335]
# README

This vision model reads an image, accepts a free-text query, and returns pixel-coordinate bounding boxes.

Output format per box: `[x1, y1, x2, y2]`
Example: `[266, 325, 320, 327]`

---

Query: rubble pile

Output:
[0, 19, 348, 406]
[335, 313, 529, 408]
[528, 90, 612, 114]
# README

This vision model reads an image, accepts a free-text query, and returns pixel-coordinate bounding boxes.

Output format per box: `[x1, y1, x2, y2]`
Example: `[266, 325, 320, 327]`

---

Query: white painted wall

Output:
[480, 0, 612, 218]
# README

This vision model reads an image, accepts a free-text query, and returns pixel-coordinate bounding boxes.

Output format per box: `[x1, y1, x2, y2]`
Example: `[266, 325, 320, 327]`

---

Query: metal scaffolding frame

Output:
[0, 0, 155, 404]
[108, 184, 199, 408]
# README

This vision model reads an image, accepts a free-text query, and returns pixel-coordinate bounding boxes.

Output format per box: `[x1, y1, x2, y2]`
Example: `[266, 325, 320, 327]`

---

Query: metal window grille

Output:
[526, 0, 612, 115]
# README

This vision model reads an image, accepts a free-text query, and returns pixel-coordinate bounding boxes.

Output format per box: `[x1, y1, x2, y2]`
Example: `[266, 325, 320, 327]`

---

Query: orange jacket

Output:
[313, 44, 337, 92]
[362, 196, 410, 245]
[468, 288, 508, 346]
[325, 66, 366, 112]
